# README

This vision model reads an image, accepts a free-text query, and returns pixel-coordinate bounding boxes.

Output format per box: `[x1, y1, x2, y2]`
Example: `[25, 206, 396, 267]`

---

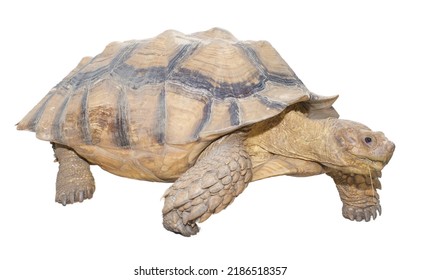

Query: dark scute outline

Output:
[155, 88, 166, 145]
[192, 99, 213, 139]
[236, 42, 305, 87]
[167, 44, 199, 74]
[170, 67, 267, 99]
[256, 95, 288, 110]
[65, 42, 140, 88]
[80, 87, 93, 144]
[229, 99, 240, 126]
[114, 87, 131, 148]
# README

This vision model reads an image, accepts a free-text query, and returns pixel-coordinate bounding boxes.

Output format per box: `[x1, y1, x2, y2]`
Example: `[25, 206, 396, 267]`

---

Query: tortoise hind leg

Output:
[53, 144, 95, 205]
[162, 132, 253, 236]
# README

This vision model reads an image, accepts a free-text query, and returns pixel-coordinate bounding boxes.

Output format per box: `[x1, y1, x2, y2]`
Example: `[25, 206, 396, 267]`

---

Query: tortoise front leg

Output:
[53, 144, 95, 205]
[327, 170, 382, 222]
[162, 133, 252, 236]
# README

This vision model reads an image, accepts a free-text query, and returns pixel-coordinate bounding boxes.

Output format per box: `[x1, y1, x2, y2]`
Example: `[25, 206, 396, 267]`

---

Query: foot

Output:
[327, 170, 382, 222]
[54, 144, 95, 206]
[163, 210, 200, 237]
[56, 183, 95, 206]
[342, 204, 382, 222]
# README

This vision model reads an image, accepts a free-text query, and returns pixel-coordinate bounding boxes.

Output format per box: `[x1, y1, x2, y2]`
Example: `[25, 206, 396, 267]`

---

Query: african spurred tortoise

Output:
[17, 28, 395, 236]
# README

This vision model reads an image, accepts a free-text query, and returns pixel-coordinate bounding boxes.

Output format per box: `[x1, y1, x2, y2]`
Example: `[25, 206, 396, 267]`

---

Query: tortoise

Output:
[17, 28, 395, 236]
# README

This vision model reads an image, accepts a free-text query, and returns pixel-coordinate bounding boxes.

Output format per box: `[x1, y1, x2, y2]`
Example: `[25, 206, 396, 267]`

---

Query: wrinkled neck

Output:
[248, 110, 335, 163]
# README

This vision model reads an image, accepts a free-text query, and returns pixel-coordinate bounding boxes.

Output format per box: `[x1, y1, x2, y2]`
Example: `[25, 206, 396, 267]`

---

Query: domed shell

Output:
[17, 28, 337, 181]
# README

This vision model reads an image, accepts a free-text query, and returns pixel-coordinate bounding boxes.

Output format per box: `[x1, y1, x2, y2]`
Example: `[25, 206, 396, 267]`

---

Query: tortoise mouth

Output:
[339, 148, 387, 175]
[355, 156, 385, 174]
[325, 160, 383, 177]
[346, 139, 395, 170]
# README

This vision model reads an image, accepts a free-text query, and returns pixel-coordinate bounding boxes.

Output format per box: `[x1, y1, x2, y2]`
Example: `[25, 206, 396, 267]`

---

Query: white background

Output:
[1, 0, 419, 279]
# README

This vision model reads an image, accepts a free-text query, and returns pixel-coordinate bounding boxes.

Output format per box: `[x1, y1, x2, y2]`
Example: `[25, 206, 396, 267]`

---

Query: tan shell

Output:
[17, 28, 337, 181]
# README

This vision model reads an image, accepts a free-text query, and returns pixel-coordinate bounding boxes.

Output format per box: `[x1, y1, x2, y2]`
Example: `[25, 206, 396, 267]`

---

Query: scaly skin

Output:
[54, 144, 95, 205]
[162, 133, 252, 236]
[246, 109, 394, 223]
[327, 170, 382, 221]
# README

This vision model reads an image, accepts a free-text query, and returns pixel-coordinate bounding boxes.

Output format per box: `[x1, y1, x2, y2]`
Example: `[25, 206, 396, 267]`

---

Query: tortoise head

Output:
[325, 119, 395, 222]
[329, 120, 395, 175]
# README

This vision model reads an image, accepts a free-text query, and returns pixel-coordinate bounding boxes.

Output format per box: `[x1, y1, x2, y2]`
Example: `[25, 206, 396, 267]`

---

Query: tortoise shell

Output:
[17, 28, 337, 181]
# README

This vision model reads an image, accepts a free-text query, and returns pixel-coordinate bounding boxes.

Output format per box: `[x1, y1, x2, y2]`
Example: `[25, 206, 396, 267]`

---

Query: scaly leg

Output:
[162, 133, 253, 236]
[327, 170, 382, 222]
[53, 144, 95, 205]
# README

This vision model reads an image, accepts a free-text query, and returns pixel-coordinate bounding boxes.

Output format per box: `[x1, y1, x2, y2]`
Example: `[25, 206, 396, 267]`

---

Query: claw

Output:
[55, 184, 94, 205]
[58, 193, 67, 206]
[364, 210, 371, 222]
[68, 192, 75, 204]
[163, 210, 200, 237]
[343, 204, 382, 222]
[87, 188, 93, 199]
[370, 207, 377, 220]
[355, 210, 364, 222]
[78, 191, 84, 202]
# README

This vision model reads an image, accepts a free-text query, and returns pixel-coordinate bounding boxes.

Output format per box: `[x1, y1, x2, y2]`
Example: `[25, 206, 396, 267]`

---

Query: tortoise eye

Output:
[364, 137, 372, 144]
